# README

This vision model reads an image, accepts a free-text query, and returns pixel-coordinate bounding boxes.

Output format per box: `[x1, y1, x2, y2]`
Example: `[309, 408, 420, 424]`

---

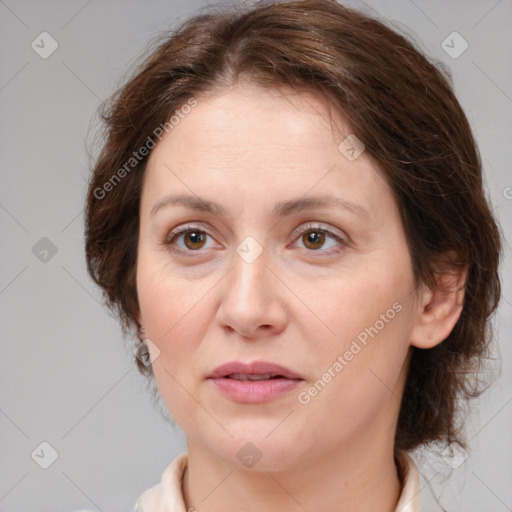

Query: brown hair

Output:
[84, 0, 502, 453]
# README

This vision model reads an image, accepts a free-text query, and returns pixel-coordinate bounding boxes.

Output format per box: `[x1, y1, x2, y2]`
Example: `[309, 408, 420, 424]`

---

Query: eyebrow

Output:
[149, 193, 370, 220]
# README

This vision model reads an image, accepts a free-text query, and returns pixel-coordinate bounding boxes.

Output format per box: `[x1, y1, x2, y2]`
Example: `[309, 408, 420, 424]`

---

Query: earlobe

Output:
[410, 259, 467, 349]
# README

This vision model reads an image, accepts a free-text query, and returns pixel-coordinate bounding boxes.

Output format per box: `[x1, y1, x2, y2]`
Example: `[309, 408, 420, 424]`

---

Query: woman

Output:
[84, 1, 502, 511]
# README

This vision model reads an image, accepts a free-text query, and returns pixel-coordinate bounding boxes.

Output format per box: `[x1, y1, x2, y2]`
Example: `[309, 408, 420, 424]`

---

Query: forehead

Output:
[155, 83, 346, 166]
[141, 84, 396, 226]
[192, 85, 340, 147]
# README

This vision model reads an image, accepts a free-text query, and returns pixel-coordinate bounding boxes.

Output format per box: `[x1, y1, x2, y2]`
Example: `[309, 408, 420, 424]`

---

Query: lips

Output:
[208, 360, 303, 381]
[208, 360, 304, 403]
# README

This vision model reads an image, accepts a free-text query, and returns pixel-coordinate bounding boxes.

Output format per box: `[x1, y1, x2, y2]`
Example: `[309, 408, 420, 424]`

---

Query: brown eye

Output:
[302, 230, 326, 250]
[163, 225, 216, 254]
[182, 230, 207, 250]
[293, 224, 347, 255]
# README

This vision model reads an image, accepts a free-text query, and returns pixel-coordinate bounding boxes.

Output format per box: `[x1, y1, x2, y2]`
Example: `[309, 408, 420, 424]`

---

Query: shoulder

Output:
[394, 450, 421, 512]
[133, 452, 188, 512]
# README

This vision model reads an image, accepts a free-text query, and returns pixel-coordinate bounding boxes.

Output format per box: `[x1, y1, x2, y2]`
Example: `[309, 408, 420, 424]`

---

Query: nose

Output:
[215, 245, 288, 339]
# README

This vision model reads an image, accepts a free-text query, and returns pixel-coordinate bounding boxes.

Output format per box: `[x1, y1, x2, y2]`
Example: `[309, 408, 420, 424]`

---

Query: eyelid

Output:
[164, 222, 214, 244]
[293, 222, 347, 242]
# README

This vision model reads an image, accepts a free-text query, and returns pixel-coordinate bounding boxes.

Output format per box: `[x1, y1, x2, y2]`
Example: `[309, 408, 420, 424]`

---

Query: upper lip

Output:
[208, 360, 303, 380]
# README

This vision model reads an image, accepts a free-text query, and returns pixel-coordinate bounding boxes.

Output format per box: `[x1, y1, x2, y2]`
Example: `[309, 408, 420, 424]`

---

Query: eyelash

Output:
[161, 223, 347, 258]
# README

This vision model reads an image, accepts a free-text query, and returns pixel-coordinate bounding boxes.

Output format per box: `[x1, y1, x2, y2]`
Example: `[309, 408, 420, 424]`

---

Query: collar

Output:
[134, 450, 421, 512]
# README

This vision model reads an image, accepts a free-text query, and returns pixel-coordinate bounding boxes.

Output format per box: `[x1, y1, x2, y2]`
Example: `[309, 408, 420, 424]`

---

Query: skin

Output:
[135, 82, 466, 512]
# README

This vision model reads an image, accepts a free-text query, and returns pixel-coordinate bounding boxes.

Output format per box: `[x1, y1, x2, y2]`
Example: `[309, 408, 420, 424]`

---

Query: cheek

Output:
[136, 261, 211, 427]
[313, 257, 412, 348]
[301, 256, 414, 403]
[136, 251, 207, 371]
[137, 241, 199, 327]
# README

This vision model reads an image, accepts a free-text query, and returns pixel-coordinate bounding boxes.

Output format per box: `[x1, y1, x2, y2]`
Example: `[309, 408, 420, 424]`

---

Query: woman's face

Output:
[136, 83, 422, 470]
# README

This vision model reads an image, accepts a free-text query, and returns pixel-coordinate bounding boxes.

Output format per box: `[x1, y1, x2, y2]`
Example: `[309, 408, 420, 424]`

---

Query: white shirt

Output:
[133, 450, 421, 512]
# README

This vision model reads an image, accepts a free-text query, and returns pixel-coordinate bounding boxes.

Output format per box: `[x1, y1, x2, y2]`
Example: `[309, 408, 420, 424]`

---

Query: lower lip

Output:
[209, 377, 303, 403]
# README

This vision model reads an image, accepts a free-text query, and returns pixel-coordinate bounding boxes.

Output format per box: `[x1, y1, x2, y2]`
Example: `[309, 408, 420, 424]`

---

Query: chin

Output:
[209, 430, 307, 472]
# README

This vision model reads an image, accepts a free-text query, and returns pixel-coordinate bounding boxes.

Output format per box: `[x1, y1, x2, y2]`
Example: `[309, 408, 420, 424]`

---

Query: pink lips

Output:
[207, 360, 304, 403]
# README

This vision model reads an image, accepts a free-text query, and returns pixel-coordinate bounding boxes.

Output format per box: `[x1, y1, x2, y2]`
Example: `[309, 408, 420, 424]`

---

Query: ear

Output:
[134, 311, 145, 339]
[410, 252, 468, 349]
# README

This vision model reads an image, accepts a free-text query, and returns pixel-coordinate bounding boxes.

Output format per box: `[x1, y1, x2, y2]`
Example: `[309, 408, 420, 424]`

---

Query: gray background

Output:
[0, 0, 511, 511]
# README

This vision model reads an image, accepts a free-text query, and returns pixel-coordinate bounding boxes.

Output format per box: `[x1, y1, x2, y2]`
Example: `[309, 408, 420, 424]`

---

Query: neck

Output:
[182, 434, 402, 512]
